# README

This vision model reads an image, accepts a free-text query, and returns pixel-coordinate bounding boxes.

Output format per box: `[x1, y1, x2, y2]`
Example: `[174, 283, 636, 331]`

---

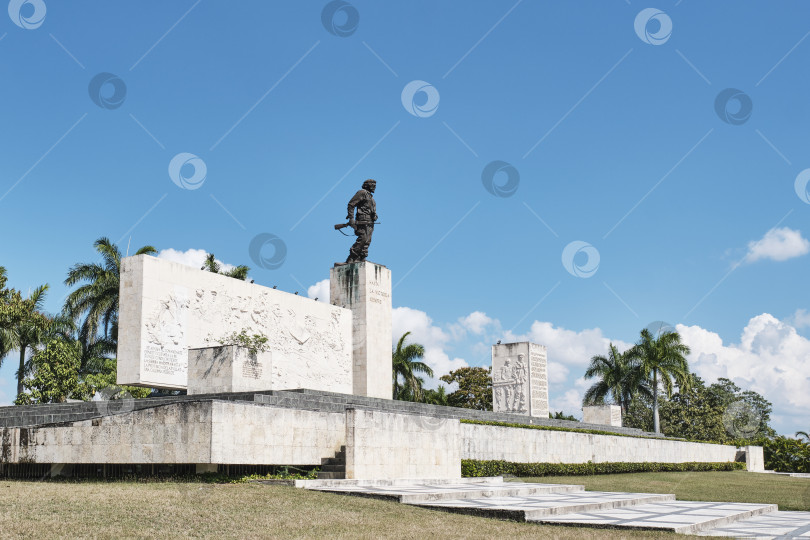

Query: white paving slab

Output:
[306, 480, 583, 503]
[535, 500, 778, 535]
[697, 510, 810, 538]
[419, 490, 675, 519]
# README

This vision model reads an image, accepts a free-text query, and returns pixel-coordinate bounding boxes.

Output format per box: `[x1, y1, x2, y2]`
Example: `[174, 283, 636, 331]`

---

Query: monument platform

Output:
[0, 388, 760, 480]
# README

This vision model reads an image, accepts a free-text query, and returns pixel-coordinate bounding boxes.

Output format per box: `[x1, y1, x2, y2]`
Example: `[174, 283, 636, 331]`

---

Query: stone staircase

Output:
[317, 446, 346, 480]
[296, 477, 810, 537]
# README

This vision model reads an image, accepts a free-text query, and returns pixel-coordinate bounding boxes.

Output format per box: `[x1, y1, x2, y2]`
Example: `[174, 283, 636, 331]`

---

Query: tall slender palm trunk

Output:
[16, 346, 25, 396]
[653, 368, 660, 434]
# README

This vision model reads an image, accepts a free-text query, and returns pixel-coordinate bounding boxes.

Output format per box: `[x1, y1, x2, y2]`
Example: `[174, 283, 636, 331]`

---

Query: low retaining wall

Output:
[211, 401, 344, 465]
[0, 401, 344, 466]
[461, 423, 739, 464]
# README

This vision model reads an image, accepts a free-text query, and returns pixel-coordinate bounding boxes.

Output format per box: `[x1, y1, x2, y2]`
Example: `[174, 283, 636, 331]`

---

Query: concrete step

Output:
[416, 491, 676, 520]
[696, 510, 810, 537]
[320, 464, 345, 473]
[534, 500, 779, 535]
[296, 477, 505, 489]
[307, 481, 584, 504]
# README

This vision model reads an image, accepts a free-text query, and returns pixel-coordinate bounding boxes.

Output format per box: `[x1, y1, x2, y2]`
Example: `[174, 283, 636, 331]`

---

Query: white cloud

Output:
[550, 389, 583, 419]
[506, 321, 634, 369]
[392, 307, 468, 390]
[790, 308, 810, 329]
[678, 314, 810, 424]
[458, 311, 495, 335]
[307, 279, 329, 303]
[157, 248, 238, 273]
[547, 361, 570, 384]
[745, 227, 810, 263]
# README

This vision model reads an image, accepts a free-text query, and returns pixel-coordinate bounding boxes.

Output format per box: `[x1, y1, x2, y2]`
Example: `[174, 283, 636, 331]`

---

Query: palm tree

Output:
[202, 253, 250, 281]
[8, 284, 50, 396]
[628, 328, 691, 434]
[583, 343, 650, 413]
[796, 431, 810, 442]
[392, 332, 432, 401]
[64, 237, 157, 342]
[49, 312, 116, 375]
[423, 385, 449, 406]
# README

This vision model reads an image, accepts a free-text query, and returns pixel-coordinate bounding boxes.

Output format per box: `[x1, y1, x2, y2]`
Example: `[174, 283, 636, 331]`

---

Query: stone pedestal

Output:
[491, 342, 548, 418]
[187, 346, 273, 395]
[583, 405, 622, 427]
[330, 262, 392, 399]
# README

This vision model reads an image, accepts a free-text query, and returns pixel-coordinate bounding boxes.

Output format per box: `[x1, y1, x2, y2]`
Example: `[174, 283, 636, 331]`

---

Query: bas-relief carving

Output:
[141, 285, 348, 387]
[142, 287, 189, 381]
[493, 353, 529, 414]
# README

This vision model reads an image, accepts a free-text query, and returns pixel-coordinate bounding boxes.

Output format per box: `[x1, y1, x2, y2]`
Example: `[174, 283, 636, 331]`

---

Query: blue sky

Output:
[1, 1, 808, 435]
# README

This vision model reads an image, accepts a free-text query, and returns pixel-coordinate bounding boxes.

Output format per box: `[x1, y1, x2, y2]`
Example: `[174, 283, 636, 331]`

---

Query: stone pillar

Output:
[491, 342, 548, 418]
[744, 445, 765, 472]
[330, 262, 392, 399]
[583, 405, 623, 427]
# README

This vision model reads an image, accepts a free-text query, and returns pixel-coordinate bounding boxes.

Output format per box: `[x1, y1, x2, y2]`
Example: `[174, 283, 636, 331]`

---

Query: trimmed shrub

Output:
[461, 459, 745, 478]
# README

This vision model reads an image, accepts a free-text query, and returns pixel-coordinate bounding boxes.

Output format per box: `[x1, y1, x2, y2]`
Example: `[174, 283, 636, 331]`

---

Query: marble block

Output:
[491, 342, 548, 418]
[330, 262, 392, 399]
[583, 405, 623, 427]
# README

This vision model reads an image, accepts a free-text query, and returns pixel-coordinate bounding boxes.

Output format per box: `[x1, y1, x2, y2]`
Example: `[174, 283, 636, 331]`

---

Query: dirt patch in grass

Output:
[0, 480, 694, 539]
[516, 471, 810, 511]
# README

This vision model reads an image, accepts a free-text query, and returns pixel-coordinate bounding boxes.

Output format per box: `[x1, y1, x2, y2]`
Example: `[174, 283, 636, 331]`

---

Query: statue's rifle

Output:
[334, 221, 380, 236]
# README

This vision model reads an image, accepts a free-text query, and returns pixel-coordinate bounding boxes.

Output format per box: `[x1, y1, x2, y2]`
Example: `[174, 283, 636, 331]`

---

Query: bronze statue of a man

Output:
[345, 179, 377, 263]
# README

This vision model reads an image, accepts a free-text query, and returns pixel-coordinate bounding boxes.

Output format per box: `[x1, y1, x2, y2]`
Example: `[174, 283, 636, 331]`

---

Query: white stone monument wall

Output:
[118, 255, 353, 392]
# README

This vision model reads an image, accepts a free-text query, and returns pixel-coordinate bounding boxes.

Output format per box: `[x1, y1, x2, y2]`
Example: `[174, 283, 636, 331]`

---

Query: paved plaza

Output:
[301, 477, 810, 537]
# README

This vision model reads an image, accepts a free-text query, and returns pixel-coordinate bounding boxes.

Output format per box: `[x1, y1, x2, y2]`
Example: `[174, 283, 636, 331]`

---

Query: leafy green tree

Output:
[0, 266, 24, 366]
[797, 431, 810, 443]
[392, 332, 431, 401]
[48, 314, 150, 399]
[0, 266, 29, 337]
[583, 343, 650, 413]
[202, 253, 250, 281]
[628, 328, 691, 434]
[625, 375, 775, 441]
[64, 237, 157, 342]
[658, 375, 732, 442]
[440, 366, 493, 411]
[15, 339, 90, 404]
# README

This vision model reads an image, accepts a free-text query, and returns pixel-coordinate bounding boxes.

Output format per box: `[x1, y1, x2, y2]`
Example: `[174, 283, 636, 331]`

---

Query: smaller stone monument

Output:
[582, 405, 622, 427]
[491, 342, 548, 418]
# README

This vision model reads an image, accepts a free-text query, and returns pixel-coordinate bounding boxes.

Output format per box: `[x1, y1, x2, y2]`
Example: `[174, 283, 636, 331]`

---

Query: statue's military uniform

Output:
[346, 185, 377, 262]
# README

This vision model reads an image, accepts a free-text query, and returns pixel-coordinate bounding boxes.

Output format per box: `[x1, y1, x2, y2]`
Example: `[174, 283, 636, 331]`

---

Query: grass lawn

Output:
[516, 470, 810, 511]
[0, 479, 693, 539]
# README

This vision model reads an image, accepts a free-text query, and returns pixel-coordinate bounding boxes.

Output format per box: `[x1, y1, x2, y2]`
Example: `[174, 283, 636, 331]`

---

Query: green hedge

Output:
[461, 459, 746, 478]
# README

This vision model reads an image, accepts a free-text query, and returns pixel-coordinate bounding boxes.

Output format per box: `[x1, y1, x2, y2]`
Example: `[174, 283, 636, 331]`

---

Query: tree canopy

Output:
[440, 366, 493, 411]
